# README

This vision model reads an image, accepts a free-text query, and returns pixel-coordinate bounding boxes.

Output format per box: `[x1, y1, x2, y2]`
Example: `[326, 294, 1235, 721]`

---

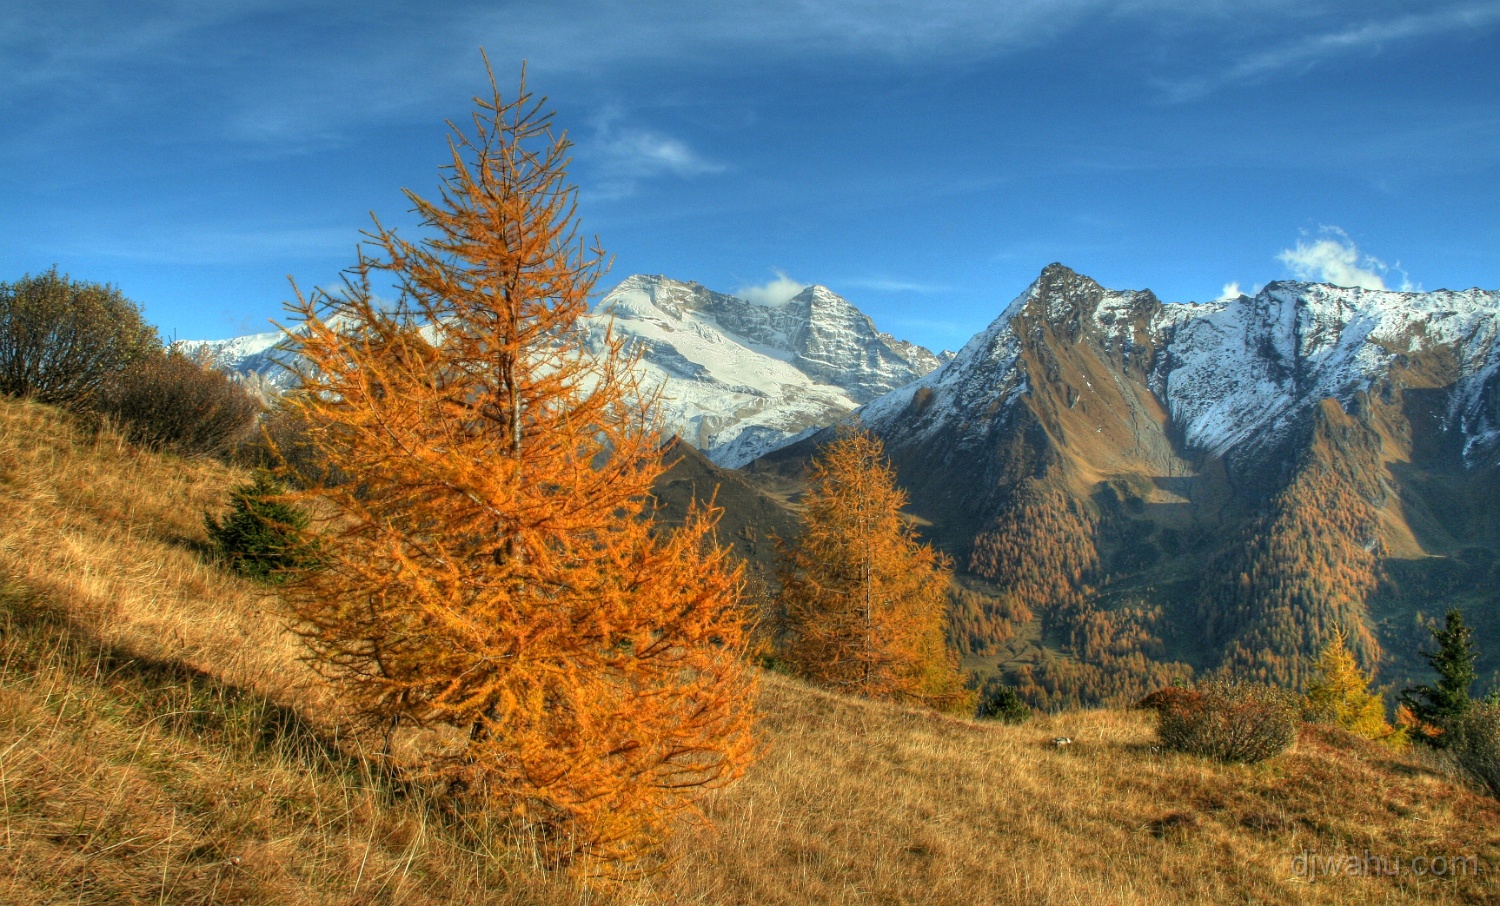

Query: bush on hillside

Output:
[0, 268, 159, 406]
[100, 348, 261, 458]
[1137, 686, 1203, 714]
[205, 471, 319, 582]
[1450, 702, 1500, 799]
[1155, 680, 1299, 764]
[976, 677, 1032, 723]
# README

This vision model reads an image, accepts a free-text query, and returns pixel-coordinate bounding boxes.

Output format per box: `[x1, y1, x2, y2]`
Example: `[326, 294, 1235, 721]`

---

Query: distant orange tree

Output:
[275, 67, 755, 874]
[1304, 627, 1404, 748]
[777, 427, 973, 713]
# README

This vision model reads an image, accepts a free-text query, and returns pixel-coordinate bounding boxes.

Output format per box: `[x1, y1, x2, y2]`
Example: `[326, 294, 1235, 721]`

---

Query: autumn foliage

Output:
[947, 584, 1031, 657]
[1304, 628, 1404, 748]
[969, 480, 1190, 708]
[1198, 401, 1385, 688]
[777, 428, 972, 713]
[273, 67, 755, 872]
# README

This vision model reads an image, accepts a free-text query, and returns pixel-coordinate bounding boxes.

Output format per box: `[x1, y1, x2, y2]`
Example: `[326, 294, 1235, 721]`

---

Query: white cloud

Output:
[736, 269, 807, 307]
[595, 128, 723, 180]
[578, 108, 725, 199]
[1216, 282, 1244, 300]
[1277, 227, 1417, 291]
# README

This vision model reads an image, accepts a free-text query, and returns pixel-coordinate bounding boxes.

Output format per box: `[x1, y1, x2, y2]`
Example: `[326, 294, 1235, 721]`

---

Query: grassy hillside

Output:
[0, 398, 584, 905]
[3, 395, 1498, 905]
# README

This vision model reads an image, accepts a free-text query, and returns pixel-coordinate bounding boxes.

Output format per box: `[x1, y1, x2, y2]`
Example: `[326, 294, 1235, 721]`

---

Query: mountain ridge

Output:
[801, 263, 1500, 704]
[182, 274, 946, 468]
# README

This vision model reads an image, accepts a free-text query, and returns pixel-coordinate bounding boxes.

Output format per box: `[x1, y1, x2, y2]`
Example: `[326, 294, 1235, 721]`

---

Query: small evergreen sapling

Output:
[976, 678, 1032, 723]
[205, 471, 317, 582]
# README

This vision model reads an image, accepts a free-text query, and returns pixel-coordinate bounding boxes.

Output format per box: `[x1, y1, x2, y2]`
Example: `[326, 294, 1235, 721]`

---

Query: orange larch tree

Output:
[275, 65, 755, 873]
[777, 427, 973, 713]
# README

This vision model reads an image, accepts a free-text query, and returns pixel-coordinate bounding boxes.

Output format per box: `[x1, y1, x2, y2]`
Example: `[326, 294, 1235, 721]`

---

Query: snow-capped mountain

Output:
[595, 275, 946, 466]
[1151, 282, 1500, 464]
[182, 274, 945, 468]
[178, 328, 288, 398]
[829, 263, 1500, 701]
[862, 264, 1500, 475]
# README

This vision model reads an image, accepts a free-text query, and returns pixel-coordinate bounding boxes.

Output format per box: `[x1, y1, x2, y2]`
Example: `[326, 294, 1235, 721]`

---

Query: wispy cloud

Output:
[15, 0, 1486, 159]
[1277, 226, 1417, 291]
[1160, 2, 1500, 101]
[841, 277, 952, 294]
[579, 108, 725, 198]
[735, 269, 807, 307]
[0, 0, 1308, 157]
[78, 224, 359, 266]
[1216, 282, 1244, 300]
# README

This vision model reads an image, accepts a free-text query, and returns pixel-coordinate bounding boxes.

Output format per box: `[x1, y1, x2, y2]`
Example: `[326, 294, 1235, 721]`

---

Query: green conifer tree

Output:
[1400, 609, 1478, 745]
[205, 471, 318, 582]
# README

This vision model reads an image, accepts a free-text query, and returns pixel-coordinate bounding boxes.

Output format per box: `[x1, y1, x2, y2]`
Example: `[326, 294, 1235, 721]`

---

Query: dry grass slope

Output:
[0, 398, 586, 905]
[2, 395, 1497, 905]
[661, 679, 1499, 904]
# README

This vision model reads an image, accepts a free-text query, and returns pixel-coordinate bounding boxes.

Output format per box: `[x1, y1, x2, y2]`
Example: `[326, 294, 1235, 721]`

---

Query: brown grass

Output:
[654, 679, 1500, 904]
[3, 394, 1498, 904]
[0, 398, 586, 904]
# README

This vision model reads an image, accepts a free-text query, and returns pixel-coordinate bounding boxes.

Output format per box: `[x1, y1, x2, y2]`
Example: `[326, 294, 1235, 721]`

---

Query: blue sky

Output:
[3, 1, 1497, 351]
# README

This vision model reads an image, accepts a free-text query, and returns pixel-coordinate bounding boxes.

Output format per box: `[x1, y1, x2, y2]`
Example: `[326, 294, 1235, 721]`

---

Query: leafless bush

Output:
[100, 348, 261, 458]
[1451, 702, 1500, 799]
[238, 400, 352, 487]
[0, 268, 159, 406]
[1155, 680, 1299, 763]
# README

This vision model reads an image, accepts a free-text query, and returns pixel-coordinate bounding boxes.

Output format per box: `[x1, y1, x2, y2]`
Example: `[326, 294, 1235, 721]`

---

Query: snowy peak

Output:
[861, 263, 1500, 474]
[187, 273, 946, 469]
[599, 274, 730, 320]
[858, 264, 1163, 452]
[589, 274, 945, 464]
[1157, 280, 1500, 462]
[596, 275, 941, 396]
[840, 264, 1500, 699]
[772, 283, 940, 401]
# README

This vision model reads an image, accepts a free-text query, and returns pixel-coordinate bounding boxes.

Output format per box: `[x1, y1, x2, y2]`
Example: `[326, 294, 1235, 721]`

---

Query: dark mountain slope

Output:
[760, 264, 1500, 705]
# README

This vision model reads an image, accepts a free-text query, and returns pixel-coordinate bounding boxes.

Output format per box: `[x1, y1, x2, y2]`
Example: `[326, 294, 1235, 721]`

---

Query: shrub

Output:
[100, 348, 261, 458]
[1137, 686, 1203, 714]
[1450, 703, 1500, 799]
[1155, 680, 1299, 763]
[976, 677, 1032, 723]
[205, 472, 318, 582]
[0, 268, 159, 406]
